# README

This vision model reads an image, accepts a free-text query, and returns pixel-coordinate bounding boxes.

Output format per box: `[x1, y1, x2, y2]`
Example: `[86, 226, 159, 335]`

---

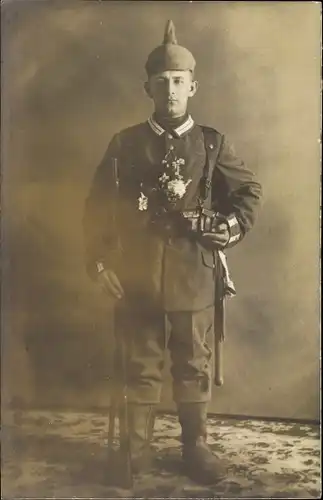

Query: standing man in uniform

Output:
[83, 21, 262, 484]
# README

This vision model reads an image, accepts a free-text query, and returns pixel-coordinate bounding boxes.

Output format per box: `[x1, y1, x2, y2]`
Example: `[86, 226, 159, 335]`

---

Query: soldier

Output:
[83, 20, 262, 484]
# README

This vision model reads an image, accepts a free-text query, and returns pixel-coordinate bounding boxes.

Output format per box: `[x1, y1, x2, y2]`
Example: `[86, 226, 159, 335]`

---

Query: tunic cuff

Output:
[96, 261, 105, 274]
[224, 213, 242, 248]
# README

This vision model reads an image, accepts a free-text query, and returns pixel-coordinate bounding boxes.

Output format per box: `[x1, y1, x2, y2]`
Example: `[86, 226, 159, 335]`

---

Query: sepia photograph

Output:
[1, 0, 321, 498]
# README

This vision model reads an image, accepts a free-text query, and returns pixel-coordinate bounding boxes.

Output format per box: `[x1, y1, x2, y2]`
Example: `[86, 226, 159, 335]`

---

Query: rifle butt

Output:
[118, 395, 133, 489]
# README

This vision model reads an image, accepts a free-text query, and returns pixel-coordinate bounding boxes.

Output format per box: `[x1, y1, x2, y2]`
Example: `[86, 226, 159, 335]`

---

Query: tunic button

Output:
[169, 145, 174, 150]
[167, 133, 173, 140]
[209, 144, 214, 149]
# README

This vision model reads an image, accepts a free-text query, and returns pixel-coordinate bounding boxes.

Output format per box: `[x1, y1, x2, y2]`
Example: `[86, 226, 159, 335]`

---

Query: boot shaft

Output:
[127, 403, 156, 447]
[126, 403, 156, 474]
[177, 402, 208, 445]
[177, 402, 228, 484]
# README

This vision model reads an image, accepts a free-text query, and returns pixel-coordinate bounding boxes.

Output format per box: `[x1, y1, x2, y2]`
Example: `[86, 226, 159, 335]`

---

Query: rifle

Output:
[107, 158, 133, 489]
[107, 321, 133, 488]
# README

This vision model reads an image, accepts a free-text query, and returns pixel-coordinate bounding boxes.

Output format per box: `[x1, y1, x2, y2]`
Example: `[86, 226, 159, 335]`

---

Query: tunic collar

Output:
[147, 114, 195, 138]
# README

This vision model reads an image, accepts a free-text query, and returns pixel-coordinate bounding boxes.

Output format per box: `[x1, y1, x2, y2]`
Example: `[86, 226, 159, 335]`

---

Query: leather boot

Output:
[127, 403, 156, 474]
[177, 402, 227, 484]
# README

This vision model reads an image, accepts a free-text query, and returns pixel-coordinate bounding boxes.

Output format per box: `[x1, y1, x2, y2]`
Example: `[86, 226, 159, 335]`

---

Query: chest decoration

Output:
[137, 148, 192, 213]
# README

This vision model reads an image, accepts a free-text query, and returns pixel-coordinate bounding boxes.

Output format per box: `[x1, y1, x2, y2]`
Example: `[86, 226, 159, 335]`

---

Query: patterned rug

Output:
[2, 409, 321, 499]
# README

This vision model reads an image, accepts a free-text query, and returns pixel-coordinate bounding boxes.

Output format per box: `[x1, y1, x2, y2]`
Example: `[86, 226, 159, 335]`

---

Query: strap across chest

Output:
[198, 126, 223, 209]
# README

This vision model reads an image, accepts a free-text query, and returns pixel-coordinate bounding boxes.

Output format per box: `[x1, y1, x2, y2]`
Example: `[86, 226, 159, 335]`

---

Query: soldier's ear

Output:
[144, 81, 152, 98]
[189, 79, 198, 97]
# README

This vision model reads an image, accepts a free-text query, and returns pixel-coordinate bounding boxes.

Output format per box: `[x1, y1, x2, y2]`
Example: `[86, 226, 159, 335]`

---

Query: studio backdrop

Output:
[2, 1, 320, 421]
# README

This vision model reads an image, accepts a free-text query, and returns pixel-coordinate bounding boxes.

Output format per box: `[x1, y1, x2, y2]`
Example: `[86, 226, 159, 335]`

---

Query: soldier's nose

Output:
[166, 80, 176, 95]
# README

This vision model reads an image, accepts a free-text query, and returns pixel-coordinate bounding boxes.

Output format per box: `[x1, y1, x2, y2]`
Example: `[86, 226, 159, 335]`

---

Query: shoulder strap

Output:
[199, 126, 223, 205]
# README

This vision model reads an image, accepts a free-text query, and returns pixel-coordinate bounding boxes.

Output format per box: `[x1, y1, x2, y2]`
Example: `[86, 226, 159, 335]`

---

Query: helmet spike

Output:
[163, 20, 178, 45]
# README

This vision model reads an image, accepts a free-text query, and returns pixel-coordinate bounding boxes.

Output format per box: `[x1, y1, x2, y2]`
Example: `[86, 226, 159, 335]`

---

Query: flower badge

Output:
[158, 156, 191, 206]
[138, 191, 148, 211]
[136, 152, 191, 212]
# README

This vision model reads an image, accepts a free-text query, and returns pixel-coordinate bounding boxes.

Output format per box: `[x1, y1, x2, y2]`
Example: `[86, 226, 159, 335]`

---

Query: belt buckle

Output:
[182, 210, 196, 219]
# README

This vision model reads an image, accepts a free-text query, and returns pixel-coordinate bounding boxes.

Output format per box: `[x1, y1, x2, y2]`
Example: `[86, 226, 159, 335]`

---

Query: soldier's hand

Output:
[201, 222, 230, 249]
[97, 269, 125, 300]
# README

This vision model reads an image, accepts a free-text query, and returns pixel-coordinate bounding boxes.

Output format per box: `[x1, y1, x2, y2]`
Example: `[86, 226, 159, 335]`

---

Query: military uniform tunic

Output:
[83, 114, 261, 311]
[83, 114, 262, 403]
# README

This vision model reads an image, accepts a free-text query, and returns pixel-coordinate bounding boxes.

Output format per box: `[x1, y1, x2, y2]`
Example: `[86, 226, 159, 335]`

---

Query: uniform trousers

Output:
[114, 304, 214, 405]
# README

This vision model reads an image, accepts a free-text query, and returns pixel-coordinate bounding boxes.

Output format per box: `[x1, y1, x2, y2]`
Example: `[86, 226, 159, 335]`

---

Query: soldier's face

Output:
[145, 70, 198, 118]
